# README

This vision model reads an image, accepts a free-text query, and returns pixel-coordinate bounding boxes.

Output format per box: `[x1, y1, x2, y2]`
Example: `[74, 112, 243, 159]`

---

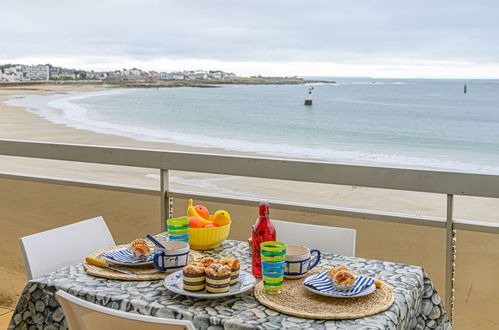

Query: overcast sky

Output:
[1, 0, 498, 78]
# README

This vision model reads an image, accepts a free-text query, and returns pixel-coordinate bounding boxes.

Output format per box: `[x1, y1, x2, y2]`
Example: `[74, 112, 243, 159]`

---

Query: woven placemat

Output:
[254, 268, 394, 320]
[83, 244, 203, 281]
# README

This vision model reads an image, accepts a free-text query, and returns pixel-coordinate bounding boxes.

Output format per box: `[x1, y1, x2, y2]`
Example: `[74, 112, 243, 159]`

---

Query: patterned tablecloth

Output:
[9, 239, 451, 330]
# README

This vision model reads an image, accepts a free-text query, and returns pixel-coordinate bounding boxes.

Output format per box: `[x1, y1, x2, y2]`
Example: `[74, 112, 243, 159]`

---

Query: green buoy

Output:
[464, 83, 467, 94]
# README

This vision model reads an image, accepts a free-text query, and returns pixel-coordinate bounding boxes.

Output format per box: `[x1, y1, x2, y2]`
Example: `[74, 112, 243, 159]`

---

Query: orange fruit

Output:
[203, 223, 218, 228]
[188, 216, 203, 228]
[194, 205, 210, 220]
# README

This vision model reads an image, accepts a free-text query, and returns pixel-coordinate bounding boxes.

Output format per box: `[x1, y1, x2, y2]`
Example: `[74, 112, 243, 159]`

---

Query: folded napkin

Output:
[103, 248, 154, 264]
[304, 270, 374, 296]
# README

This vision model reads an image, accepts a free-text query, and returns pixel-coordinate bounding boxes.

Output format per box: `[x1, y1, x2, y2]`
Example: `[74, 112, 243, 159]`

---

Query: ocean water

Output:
[36, 79, 499, 173]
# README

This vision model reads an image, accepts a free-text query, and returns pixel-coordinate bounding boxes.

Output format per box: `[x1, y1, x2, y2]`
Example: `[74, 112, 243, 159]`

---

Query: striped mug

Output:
[153, 241, 190, 273]
[284, 245, 321, 279]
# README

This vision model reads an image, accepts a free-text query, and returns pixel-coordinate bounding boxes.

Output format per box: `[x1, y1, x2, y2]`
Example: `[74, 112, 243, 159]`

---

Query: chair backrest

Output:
[19, 216, 115, 280]
[55, 290, 195, 330]
[271, 219, 356, 256]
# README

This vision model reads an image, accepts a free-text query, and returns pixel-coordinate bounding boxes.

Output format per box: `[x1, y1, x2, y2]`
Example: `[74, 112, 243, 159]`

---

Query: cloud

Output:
[1, 0, 498, 77]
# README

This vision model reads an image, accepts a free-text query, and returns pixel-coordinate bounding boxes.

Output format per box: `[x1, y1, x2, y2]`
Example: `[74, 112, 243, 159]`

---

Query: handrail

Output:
[0, 171, 447, 228]
[1, 139, 499, 198]
[2, 138, 499, 324]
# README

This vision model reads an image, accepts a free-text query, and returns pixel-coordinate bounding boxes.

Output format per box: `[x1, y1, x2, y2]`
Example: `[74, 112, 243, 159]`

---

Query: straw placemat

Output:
[83, 244, 202, 281]
[254, 268, 394, 320]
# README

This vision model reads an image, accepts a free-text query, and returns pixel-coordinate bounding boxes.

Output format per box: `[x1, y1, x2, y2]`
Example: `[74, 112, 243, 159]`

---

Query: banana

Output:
[187, 199, 213, 225]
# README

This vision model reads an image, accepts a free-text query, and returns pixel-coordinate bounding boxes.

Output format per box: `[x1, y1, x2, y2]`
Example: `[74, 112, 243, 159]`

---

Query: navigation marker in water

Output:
[464, 83, 467, 94]
[304, 86, 313, 105]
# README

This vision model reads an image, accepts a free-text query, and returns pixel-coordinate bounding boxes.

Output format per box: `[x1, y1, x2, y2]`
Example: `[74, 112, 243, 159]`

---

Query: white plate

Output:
[164, 270, 256, 299]
[303, 274, 376, 298]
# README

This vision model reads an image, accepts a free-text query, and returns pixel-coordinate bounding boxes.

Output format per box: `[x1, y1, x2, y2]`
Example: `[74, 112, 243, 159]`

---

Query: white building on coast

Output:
[0, 65, 49, 82]
[23, 65, 49, 81]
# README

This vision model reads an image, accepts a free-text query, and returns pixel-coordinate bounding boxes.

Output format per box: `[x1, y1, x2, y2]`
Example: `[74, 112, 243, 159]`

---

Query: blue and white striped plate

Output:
[102, 248, 154, 266]
[304, 270, 376, 298]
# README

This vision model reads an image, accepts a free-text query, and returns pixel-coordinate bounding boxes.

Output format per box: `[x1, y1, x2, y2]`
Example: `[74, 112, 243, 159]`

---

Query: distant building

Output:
[85, 71, 108, 79]
[23, 65, 50, 81]
[0, 65, 24, 82]
[171, 72, 185, 80]
[222, 72, 236, 79]
[49, 66, 78, 79]
[208, 70, 223, 79]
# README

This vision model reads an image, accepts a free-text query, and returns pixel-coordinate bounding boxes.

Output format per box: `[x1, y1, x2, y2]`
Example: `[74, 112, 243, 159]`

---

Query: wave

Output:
[5, 90, 499, 175]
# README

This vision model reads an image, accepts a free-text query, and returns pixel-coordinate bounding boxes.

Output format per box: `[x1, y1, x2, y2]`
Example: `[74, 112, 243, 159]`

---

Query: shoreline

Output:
[5, 85, 499, 175]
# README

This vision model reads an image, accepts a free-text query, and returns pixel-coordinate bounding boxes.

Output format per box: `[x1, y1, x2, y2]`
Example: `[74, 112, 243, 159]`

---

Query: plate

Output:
[303, 273, 376, 298]
[164, 270, 256, 299]
[102, 248, 154, 267]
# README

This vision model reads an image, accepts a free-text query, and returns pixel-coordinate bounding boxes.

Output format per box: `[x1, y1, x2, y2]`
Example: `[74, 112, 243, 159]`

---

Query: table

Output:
[9, 239, 450, 329]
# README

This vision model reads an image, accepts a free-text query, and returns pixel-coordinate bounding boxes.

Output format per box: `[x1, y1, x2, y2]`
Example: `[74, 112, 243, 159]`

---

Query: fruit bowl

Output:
[188, 223, 231, 250]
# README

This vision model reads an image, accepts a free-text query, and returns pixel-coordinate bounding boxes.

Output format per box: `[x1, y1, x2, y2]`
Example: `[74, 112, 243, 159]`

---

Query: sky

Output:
[1, 0, 499, 78]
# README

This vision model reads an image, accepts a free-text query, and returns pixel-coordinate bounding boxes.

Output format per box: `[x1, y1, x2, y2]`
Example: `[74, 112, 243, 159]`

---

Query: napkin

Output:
[103, 248, 154, 264]
[304, 270, 374, 296]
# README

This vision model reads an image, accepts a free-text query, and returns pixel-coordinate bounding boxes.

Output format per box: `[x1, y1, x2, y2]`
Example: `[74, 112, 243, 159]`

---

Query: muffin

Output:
[205, 263, 232, 293]
[183, 264, 206, 291]
[198, 256, 216, 268]
[129, 239, 151, 261]
[130, 239, 149, 249]
[328, 266, 356, 291]
[218, 257, 240, 285]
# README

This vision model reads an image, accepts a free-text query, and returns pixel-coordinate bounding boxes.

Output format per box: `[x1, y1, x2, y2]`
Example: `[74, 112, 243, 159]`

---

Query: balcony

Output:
[1, 139, 499, 329]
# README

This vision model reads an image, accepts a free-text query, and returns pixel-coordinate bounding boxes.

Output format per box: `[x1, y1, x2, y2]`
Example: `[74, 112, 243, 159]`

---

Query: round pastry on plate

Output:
[129, 239, 152, 261]
[205, 263, 232, 293]
[218, 257, 240, 285]
[198, 256, 216, 268]
[328, 266, 356, 291]
[183, 264, 206, 292]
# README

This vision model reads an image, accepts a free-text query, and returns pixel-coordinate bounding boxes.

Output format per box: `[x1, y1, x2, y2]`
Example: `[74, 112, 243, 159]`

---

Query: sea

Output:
[18, 78, 499, 174]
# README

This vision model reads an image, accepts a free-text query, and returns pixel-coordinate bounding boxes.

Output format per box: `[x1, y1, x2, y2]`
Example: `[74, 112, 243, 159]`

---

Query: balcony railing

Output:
[2, 138, 499, 324]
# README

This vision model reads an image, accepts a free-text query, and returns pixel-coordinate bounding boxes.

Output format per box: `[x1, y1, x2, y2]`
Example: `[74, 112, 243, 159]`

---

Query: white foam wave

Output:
[5, 90, 499, 175]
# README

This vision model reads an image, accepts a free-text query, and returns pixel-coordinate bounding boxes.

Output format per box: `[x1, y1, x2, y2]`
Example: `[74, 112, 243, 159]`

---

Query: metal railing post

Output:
[160, 169, 170, 232]
[445, 194, 456, 324]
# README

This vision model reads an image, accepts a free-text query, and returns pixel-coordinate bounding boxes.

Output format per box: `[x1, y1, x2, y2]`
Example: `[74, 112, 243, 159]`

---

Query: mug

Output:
[153, 241, 190, 272]
[284, 245, 321, 279]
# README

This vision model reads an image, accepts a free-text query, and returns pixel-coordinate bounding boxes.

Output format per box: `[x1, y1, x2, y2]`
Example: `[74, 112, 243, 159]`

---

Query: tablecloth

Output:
[9, 239, 450, 329]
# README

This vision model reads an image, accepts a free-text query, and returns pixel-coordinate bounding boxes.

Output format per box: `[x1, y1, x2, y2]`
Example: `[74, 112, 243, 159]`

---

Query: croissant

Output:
[130, 239, 149, 249]
[132, 244, 151, 254]
[328, 266, 350, 278]
[334, 270, 356, 285]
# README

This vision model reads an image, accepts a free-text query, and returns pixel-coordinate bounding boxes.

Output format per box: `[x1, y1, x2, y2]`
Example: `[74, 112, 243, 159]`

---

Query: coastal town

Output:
[0, 63, 238, 83]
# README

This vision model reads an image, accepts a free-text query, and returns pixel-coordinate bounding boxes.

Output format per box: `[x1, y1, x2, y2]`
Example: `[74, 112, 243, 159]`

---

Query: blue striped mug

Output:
[284, 245, 321, 279]
[153, 240, 190, 273]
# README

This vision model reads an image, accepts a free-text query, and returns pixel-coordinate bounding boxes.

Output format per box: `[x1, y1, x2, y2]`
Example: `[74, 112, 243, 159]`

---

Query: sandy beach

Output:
[1, 83, 498, 328]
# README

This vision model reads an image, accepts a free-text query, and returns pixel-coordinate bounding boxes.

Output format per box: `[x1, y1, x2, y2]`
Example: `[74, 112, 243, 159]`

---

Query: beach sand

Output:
[0, 84, 498, 328]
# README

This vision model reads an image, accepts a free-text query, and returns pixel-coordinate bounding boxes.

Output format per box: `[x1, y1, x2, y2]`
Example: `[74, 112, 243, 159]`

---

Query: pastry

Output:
[183, 264, 206, 291]
[327, 266, 350, 279]
[205, 263, 232, 293]
[130, 239, 149, 249]
[198, 256, 216, 268]
[334, 270, 356, 285]
[129, 239, 151, 261]
[218, 257, 240, 285]
[327, 266, 356, 291]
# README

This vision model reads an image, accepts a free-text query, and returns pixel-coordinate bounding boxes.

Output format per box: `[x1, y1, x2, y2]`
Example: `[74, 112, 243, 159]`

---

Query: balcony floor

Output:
[0, 307, 13, 329]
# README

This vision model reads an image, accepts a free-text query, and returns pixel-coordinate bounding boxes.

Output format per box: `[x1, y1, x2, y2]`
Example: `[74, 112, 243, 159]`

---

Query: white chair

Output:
[19, 216, 115, 280]
[55, 290, 195, 330]
[272, 219, 356, 256]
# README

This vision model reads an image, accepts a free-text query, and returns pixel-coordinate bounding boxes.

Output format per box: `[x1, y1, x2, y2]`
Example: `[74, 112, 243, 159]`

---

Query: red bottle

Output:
[252, 202, 276, 278]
